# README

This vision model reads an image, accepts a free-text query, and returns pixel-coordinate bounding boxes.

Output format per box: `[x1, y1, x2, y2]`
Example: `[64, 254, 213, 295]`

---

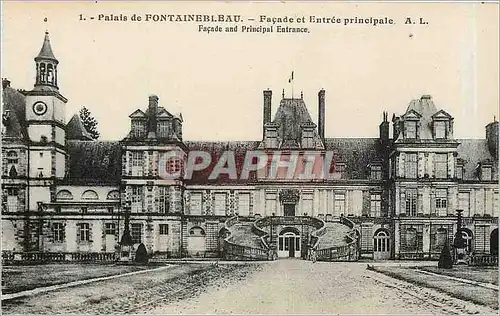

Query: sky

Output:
[2, 2, 498, 141]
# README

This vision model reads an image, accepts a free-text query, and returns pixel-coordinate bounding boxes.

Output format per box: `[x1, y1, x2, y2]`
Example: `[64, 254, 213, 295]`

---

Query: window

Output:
[405, 228, 417, 250]
[158, 186, 170, 213]
[159, 224, 169, 235]
[6, 188, 19, 212]
[401, 226, 423, 252]
[302, 194, 313, 216]
[56, 190, 73, 200]
[105, 223, 116, 235]
[238, 193, 251, 216]
[131, 120, 147, 138]
[6, 151, 18, 164]
[434, 228, 448, 250]
[190, 192, 203, 215]
[370, 165, 382, 180]
[131, 186, 143, 212]
[53, 223, 64, 242]
[165, 156, 182, 176]
[131, 223, 143, 243]
[214, 193, 227, 216]
[435, 121, 446, 139]
[335, 164, 346, 179]
[435, 154, 447, 179]
[334, 193, 345, 216]
[481, 166, 492, 181]
[370, 194, 381, 217]
[435, 189, 448, 216]
[405, 189, 417, 216]
[461, 229, 473, 252]
[78, 223, 90, 242]
[265, 129, 278, 148]
[131, 151, 144, 176]
[82, 190, 99, 200]
[81, 207, 88, 214]
[406, 121, 417, 139]
[302, 129, 314, 148]
[107, 207, 114, 213]
[456, 164, 464, 180]
[405, 153, 417, 179]
[265, 192, 276, 215]
[494, 191, 499, 217]
[157, 120, 170, 138]
[458, 192, 470, 217]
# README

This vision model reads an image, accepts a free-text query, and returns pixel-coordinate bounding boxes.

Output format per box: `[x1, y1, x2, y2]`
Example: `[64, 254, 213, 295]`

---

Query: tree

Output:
[438, 242, 453, 269]
[79, 107, 100, 139]
[135, 243, 149, 264]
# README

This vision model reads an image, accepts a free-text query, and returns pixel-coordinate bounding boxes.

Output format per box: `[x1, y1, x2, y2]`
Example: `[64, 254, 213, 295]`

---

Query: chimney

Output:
[263, 89, 272, 125]
[2, 78, 11, 89]
[486, 119, 499, 158]
[318, 89, 325, 140]
[147, 95, 159, 138]
[379, 111, 390, 143]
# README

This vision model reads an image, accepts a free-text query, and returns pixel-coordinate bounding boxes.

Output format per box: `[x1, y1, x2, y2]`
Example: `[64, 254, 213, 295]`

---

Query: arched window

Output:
[7, 151, 18, 164]
[47, 64, 54, 84]
[374, 229, 391, 252]
[189, 226, 206, 237]
[56, 190, 73, 201]
[39, 63, 46, 82]
[81, 190, 99, 200]
[460, 228, 473, 253]
[106, 190, 120, 200]
[436, 228, 448, 249]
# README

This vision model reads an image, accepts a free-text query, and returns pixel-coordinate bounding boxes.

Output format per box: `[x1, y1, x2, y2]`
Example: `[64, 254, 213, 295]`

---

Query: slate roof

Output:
[66, 114, 93, 140]
[184, 141, 260, 185]
[324, 138, 384, 179]
[64, 140, 122, 185]
[2, 85, 27, 139]
[271, 98, 322, 149]
[457, 139, 498, 181]
[35, 32, 58, 62]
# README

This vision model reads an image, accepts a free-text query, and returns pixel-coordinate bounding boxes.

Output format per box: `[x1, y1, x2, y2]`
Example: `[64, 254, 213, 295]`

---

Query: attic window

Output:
[370, 165, 382, 180]
[435, 121, 446, 139]
[481, 165, 492, 181]
[405, 121, 417, 139]
[131, 120, 147, 138]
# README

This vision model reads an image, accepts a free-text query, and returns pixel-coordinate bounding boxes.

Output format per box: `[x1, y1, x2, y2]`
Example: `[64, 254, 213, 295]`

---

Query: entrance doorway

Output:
[278, 227, 301, 258]
[373, 229, 391, 260]
[284, 204, 295, 217]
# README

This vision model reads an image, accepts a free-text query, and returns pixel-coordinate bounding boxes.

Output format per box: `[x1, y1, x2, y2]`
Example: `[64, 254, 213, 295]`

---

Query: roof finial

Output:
[300, 91, 303, 99]
[44, 17, 48, 33]
[282, 89, 285, 99]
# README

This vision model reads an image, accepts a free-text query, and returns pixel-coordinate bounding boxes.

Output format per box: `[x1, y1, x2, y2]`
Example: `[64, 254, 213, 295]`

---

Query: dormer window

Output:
[157, 120, 170, 138]
[131, 119, 147, 138]
[265, 128, 278, 148]
[481, 165, 492, 181]
[301, 129, 314, 148]
[370, 164, 382, 180]
[405, 121, 417, 139]
[435, 121, 446, 139]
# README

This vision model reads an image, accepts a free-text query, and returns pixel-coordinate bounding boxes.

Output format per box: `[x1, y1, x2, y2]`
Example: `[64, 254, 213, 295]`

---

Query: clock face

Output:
[33, 102, 48, 116]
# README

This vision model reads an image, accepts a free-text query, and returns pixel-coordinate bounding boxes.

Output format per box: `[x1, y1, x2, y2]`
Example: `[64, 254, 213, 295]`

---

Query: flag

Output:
[288, 71, 294, 83]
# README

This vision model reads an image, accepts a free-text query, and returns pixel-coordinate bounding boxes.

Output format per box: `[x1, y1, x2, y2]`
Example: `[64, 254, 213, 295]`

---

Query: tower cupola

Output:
[34, 31, 59, 90]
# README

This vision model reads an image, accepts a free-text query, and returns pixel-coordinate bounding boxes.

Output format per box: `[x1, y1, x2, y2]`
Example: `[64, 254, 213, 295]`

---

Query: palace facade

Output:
[2, 32, 498, 261]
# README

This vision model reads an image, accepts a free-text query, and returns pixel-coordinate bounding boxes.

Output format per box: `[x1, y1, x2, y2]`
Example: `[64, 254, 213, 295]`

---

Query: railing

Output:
[223, 216, 270, 260]
[315, 216, 359, 261]
[469, 254, 498, 266]
[2, 251, 118, 264]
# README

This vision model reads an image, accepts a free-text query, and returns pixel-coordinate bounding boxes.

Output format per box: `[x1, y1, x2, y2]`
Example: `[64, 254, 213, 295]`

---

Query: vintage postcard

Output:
[1, 1, 499, 315]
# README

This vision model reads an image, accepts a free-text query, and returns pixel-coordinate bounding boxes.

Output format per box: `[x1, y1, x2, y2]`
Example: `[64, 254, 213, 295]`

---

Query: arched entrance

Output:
[278, 227, 301, 258]
[460, 228, 473, 253]
[187, 226, 206, 257]
[373, 229, 391, 260]
[490, 228, 498, 255]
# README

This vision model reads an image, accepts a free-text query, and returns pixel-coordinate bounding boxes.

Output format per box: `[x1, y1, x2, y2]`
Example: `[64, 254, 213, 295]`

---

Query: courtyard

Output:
[2, 260, 498, 314]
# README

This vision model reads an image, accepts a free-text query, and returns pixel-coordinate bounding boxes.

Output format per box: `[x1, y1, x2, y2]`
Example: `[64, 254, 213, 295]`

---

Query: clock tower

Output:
[24, 31, 68, 211]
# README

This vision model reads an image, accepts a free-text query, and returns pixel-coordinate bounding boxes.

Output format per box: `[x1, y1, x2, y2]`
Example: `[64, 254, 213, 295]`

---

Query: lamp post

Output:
[119, 201, 133, 262]
[453, 209, 467, 265]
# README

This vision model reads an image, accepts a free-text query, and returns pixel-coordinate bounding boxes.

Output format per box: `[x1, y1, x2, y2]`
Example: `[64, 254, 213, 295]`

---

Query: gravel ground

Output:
[2, 260, 497, 315]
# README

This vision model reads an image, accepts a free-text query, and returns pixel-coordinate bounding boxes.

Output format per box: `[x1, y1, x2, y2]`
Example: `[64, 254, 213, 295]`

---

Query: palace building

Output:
[1, 32, 498, 262]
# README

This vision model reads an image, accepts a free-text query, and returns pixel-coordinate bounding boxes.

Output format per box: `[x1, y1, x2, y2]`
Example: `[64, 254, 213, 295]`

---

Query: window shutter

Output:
[428, 153, 435, 177]
[447, 153, 453, 178]
[418, 153, 425, 178]
[76, 223, 81, 242]
[400, 192, 406, 215]
[398, 153, 405, 178]
[362, 191, 370, 216]
[417, 188, 423, 215]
